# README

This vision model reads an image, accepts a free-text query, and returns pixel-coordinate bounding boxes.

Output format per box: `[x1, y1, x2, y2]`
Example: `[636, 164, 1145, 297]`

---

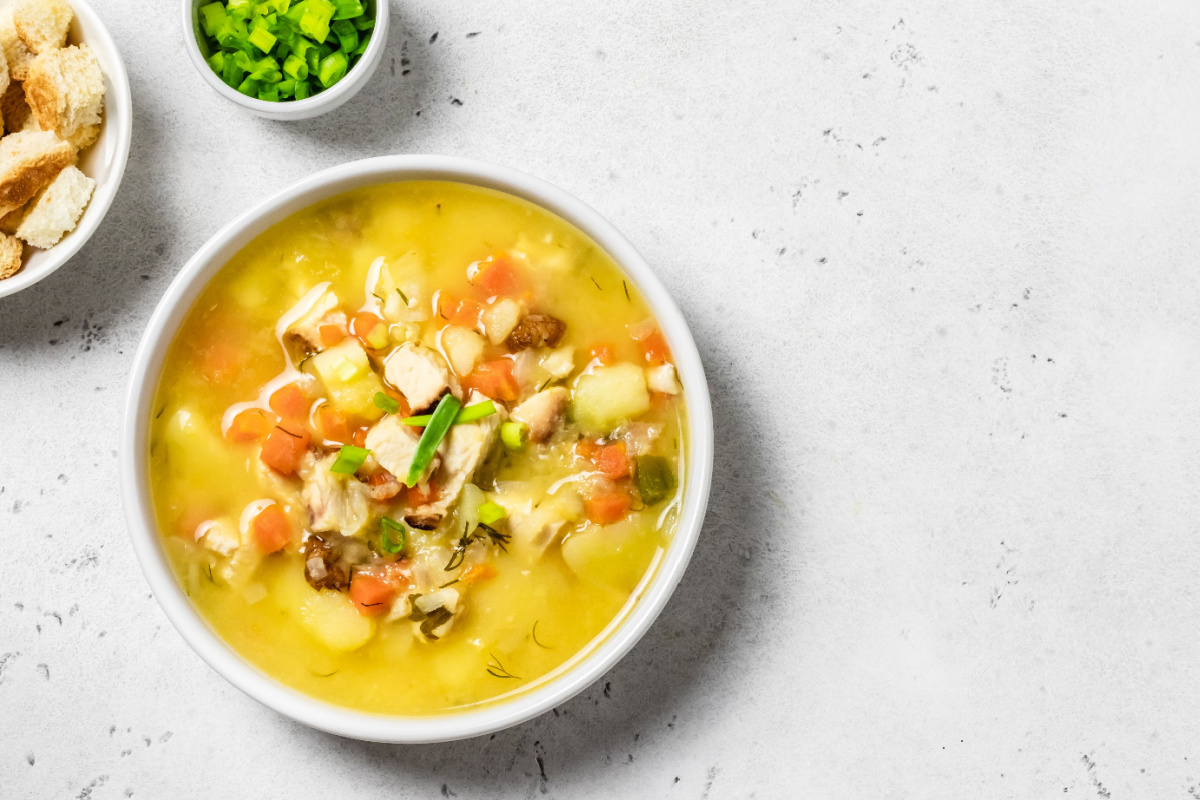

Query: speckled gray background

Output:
[2, 0, 1200, 797]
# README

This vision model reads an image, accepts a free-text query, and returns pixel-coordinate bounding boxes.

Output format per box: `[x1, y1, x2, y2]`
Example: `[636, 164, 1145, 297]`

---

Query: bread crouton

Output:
[13, 0, 73, 55]
[65, 121, 96, 148]
[26, 44, 102, 140]
[1, 81, 31, 134]
[14, 163, 92, 247]
[0, 129, 74, 216]
[0, 7, 35, 82]
[0, 231, 23, 278]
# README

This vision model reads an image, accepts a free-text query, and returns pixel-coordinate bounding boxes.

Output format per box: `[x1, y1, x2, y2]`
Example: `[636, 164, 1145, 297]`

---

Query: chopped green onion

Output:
[380, 517, 407, 554]
[478, 501, 505, 526]
[247, 25, 276, 53]
[200, 2, 228, 36]
[331, 0, 363, 19]
[406, 395, 461, 487]
[331, 18, 358, 51]
[330, 445, 370, 474]
[402, 400, 496, 427]
[299, 0, 334, 40]
[282, 52, 309, 80]
[373, 392, 400, 414]
[499, 421, 528, 452]
[635, 455, 676, 506]
[316, 50, 348, 87]
[197, 0, 370, 102]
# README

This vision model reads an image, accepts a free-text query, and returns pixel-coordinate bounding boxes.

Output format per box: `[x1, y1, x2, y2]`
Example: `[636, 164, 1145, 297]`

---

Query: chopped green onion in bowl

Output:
[196, 0, 374, 102]
[330, 445, 370, 474]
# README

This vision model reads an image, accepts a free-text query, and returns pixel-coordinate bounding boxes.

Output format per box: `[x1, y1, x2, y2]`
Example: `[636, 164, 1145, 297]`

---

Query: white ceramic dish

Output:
[121, 155, 714, 743]
[0, 0, 132, 299]
[181, 0, 388, 121]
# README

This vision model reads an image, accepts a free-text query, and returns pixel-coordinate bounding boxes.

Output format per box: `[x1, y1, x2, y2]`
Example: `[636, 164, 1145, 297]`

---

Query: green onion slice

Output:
[380, 517, 407, 554]
[499, 421, 528, 452]
[373, 392, 400, 414]
[402, 400, 495, 427]
[478, 501, 505, 526]
[330, 445, 370, 474]
[405, 395, 461, 487]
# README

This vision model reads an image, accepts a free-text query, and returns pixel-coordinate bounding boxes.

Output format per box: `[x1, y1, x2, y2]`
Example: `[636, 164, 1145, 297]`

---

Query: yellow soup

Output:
[148, 181, 686, 715]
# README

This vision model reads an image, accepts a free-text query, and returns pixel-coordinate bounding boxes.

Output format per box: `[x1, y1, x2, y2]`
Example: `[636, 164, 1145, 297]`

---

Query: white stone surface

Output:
[2, 0, 1200, 796]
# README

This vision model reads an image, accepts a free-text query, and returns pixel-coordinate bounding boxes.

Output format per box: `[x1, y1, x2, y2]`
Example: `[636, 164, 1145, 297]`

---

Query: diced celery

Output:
[277, 78, 296, 96]
[221, 56, 244, 86]
[478, 501, 506, 526]
[236, 76, 261, 96]
[316, 50, 347, 87]
[206, 50, 226, 73]
[283, 0, 308, 24]
[304, 46, 319, 71]
[283, 53, 308, 80]
[353, 31, 369, 56]
[247, 25, 276, 53]
[269, 0, 291, 13]
[215, 17, 248, 48]
[199, 2, 228, 37]
[294, 79, 311, 99]
[331, 18, 357, 51]
[258, 87, 280, 102]
[365, 323, 389, 351]
[353, 13, 374, 30]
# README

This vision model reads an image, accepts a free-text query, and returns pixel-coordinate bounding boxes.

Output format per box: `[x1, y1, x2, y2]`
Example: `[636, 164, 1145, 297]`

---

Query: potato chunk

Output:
[572, 363, 650, 432]
[310, 338, 385, 420]
[300, 590, 375, 651]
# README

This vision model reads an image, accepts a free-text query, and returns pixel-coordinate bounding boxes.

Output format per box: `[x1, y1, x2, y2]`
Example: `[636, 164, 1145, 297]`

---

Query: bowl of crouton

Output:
[0, 0, 131, 298]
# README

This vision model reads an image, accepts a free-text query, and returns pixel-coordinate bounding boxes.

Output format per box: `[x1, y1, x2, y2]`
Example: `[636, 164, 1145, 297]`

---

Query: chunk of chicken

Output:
[383, 343, 458, 414]
[284, 289, 345, 352]
[404, 391, 500, 530]
[298, 452, 372, 537]
[511, 387, 568, 443]
[364, 414, 439, 487]
[195, 518, 239, 557]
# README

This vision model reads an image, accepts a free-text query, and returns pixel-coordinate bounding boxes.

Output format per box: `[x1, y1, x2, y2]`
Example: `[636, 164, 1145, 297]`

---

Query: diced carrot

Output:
[349, 573, 395, 617]
[352, 312, 386, 349]
[471, 254, 519, 296]
[406, 481, 438, 506]
[640, 330, 670, 364]
[383, 560, 413, 590]
[588, 343, 614, 365]
[226, 409, 272, 443]
[585, 491, 632, 525]
[366, 470, 402, 500]
[576, 440, 630, 478]
[252, 504, 291, 554]
[351, 426, 369, 448]
[319, 324, 345, 347]
[317, 405, 351, 444]
[460, 564, 498, 584]
[594, 442, 630, 479]
[259, 422, 310, 476]
[461, 359, 520, 402]
[269, 384, 308, 421]
[439, 293, 483, 328]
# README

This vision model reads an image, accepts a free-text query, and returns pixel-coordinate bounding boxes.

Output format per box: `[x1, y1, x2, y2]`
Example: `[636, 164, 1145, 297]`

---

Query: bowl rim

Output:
[120, 155, 714, 743]
[0, 0, 133, 300]
[179, 0, 388, 118]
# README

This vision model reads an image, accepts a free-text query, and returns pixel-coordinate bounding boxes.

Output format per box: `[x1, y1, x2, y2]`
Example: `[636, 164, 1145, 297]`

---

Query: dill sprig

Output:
[487, 654, 520, 680]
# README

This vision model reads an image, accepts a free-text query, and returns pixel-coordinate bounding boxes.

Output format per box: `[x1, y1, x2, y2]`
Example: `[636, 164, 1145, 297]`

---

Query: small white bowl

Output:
[181, 0, 388, 121]
[121, 156, 714, 743]
[0, 0, 132, 299]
